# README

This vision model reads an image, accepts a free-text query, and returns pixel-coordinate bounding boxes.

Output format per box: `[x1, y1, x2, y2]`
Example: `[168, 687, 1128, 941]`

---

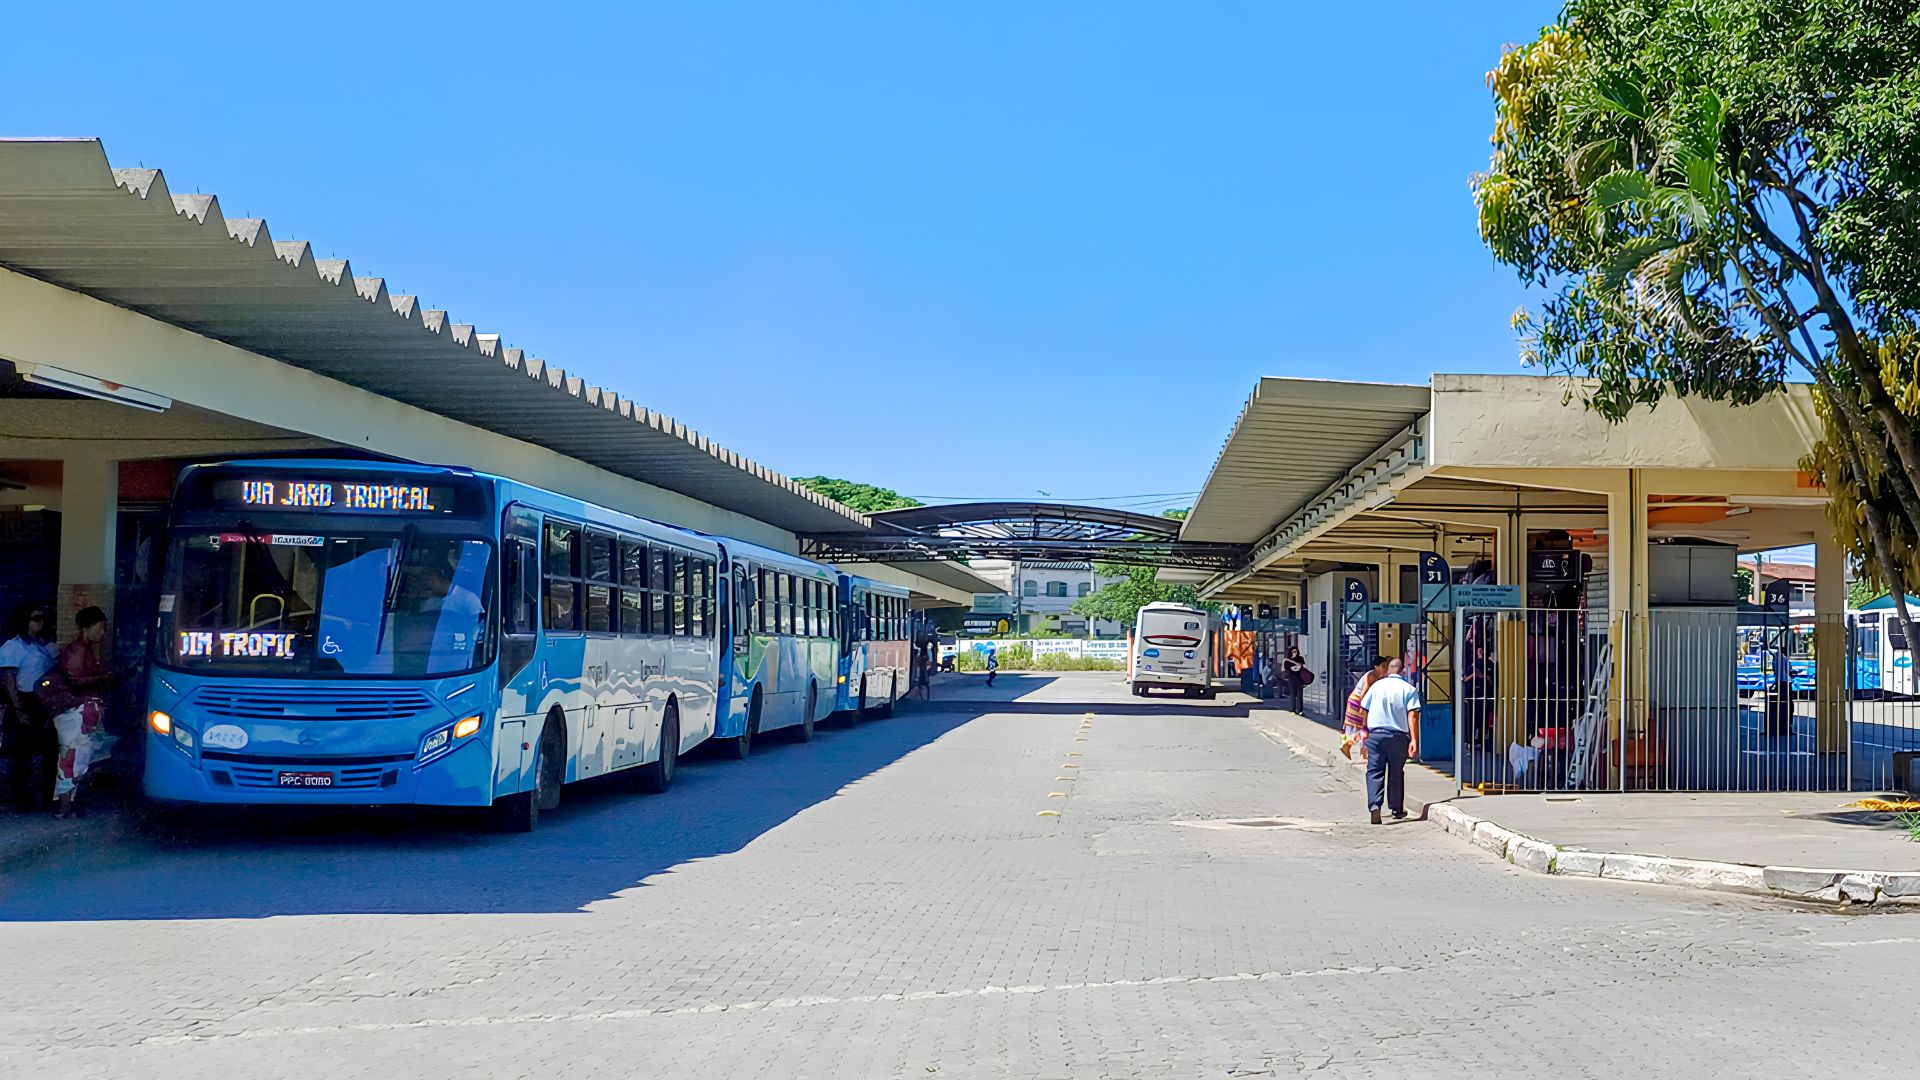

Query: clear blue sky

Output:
[7, 1, 1558, 513]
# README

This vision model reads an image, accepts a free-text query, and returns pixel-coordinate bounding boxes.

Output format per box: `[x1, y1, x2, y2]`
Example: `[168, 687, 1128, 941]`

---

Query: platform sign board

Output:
[962, 614, 1012, 635]
[1353, 602, 1419, 625]
[1418, 552, 1452, 613]
[1452, 584, 1524, 609]
[971, 593, 1014, 615]
[1248, 618, 1304, 633]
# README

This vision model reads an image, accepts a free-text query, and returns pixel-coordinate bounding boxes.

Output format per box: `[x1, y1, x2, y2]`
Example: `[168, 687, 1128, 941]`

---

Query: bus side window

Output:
[505, 538, 539, 635]
[650, 547, 669, 637]
[620, 539, 648, 636]
[543, 520, 581, 632]
[689, 559, 707, 637]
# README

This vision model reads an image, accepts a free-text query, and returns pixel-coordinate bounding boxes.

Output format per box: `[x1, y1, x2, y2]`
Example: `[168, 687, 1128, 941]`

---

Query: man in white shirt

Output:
[1358, 655, 1421, 824]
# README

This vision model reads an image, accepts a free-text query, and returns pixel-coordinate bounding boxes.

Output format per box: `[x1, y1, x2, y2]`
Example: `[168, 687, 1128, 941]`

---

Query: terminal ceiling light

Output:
[17, 363, 171, 413]
[1724, 506, 1753, 517]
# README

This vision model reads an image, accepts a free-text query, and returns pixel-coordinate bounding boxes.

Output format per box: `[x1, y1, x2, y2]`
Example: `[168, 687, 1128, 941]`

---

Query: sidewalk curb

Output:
[1249, 708, 1920, 907]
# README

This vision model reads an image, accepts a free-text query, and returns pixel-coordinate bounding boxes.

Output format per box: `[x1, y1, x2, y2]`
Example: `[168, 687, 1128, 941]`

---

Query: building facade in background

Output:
[966, 560, 1125, 636]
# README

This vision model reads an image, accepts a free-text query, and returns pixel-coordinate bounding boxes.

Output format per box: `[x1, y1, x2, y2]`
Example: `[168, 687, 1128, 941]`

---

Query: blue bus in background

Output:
[709, 539, 842, 756]
[838, 574, 913, 718]
[1735, 612, 1911, 698]
[145, 459, 722, 831]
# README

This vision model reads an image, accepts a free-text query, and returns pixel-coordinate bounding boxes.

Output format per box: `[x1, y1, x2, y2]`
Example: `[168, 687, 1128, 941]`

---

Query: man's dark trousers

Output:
[1364, 728, 1410, 814]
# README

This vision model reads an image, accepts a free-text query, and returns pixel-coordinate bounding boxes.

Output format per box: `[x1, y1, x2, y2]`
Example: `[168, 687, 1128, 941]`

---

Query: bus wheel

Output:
[636, 701, 679, 793]
[856, 679, 870, 722]
[490, 718, 560, 833]
[877, 684, 896, 719]
[795, 685, 817, 742]
[722, 692, 760, 759]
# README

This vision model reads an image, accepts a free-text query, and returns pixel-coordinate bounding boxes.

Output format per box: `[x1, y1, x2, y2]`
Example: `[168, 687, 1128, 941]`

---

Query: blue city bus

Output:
[837, 574, 913, 718]
[144, 459, 721, 831]
[708, 538, 842, 756]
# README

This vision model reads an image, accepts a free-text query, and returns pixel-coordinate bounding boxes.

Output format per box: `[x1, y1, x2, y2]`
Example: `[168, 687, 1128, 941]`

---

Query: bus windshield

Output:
[162, 528, 493, 677]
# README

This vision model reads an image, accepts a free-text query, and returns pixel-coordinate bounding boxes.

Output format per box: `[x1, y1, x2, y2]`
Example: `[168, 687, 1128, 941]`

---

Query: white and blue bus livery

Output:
[144, 460, 721, 830]
[837, 574, 913, 718]
[709, 539, 842, 756]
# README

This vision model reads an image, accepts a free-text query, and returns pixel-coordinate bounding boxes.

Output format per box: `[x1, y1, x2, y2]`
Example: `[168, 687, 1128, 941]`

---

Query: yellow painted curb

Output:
[1047, 792, 1068, 798]
[1037, 810, 1060, 817]
[1067, 752, 1082, 757]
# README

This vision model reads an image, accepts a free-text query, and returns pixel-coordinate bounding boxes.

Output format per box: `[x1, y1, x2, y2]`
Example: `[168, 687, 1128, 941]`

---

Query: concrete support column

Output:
[1813, 525, 1847, 752]
[1605, 469, 1649, 788]
[58, 456, 117, 636]
[1492, 512, 1529, 753]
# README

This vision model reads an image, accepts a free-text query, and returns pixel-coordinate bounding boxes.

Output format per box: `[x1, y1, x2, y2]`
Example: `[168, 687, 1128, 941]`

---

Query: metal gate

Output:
[1845, 610, 1920, 792]
[1453, 605, 1608, 794]
[1452, 605, 1920, 794]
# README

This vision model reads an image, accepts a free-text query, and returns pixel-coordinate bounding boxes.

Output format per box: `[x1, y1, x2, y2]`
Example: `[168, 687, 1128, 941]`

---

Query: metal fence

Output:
[1453, 606, 1609, 794]
[1448, 605, 1920, 794]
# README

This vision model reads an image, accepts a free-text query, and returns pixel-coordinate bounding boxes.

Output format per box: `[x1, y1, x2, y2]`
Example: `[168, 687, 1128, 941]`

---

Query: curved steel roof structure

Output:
[800, 501, 1249, 571]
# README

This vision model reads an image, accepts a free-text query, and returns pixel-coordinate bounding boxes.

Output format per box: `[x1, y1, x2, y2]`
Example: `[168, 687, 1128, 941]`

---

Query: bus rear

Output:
[144, 462, 502, 809]
[1130, 603, 1213, 698]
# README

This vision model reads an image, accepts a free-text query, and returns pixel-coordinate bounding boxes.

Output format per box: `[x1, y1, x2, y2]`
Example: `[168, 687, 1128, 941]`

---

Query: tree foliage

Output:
[1475, 0, 1920, 644]
[1071, 564, 1214, 628]
[793, 476, 923, 514]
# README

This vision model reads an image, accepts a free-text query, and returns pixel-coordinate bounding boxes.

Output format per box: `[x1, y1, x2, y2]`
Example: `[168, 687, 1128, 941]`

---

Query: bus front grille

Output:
[188, 687, 438, 721]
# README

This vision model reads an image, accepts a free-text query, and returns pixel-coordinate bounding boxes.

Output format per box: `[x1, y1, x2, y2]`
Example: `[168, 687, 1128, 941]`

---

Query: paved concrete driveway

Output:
[1, 672, 1911, 1078]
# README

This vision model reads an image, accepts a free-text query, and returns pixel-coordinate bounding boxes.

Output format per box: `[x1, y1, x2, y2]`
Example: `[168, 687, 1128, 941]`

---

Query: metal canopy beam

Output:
[802, 501, 1249, 571]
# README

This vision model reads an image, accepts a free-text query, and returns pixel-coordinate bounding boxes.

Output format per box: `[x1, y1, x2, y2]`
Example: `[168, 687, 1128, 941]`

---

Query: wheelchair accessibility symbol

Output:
[321, 636, 343, 656]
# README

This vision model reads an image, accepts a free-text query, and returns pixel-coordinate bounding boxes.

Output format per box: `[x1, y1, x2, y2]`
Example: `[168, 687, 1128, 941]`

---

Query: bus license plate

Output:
[277, 771, 333, 788]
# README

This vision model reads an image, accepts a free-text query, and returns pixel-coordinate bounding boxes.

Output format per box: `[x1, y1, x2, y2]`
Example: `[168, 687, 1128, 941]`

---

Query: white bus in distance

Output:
[1129, 602, 1213, 698]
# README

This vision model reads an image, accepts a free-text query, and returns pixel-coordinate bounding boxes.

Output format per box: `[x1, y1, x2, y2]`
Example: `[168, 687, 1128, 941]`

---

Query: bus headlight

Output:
[149, 711, 173, 736]
[173, 723, 195, 750]
[421, 729, 450, 756]
[453, 716, 482, 739]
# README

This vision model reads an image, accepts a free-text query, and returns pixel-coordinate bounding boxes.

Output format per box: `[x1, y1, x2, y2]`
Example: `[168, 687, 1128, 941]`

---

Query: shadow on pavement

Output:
[920, 700, 1255, 718]
[0, 710, 979, 922]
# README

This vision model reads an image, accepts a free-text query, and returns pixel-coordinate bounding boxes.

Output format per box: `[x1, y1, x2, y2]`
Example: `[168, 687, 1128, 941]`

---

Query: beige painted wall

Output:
[1429, 374, 1821, 472]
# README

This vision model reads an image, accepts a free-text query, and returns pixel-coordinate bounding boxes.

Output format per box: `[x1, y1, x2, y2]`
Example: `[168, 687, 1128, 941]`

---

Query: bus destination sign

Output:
[214, 478, 454, 514]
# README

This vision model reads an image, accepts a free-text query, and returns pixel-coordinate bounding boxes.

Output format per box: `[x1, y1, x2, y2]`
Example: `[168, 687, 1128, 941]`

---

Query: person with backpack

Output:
[984, 645, 999, 688]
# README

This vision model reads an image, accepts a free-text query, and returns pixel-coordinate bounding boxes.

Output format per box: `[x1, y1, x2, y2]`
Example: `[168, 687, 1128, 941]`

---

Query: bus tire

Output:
[490, 716, 560, 833]
[856, 678, 870, 722]
[877, 683, 896, 719]
[795, 685, 817, 742]
[1200, 686, 1216, 700]
[721, 691, 761, 759]
[636, 700, 679, 793]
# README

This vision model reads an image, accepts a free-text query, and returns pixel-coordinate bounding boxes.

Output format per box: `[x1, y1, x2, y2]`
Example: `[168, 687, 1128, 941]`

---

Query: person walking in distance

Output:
[1359, 655, 1421, 825]
[984, 645, 999, 688]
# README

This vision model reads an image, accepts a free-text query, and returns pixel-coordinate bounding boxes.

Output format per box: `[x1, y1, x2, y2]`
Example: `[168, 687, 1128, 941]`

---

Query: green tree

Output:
[1071, 564, 1215, 629]
[1474, 0, 1920, 645]
[1849, 577, 1882, 610]
[1734, 565, 1754, 601]
[793, 476, 923, 514]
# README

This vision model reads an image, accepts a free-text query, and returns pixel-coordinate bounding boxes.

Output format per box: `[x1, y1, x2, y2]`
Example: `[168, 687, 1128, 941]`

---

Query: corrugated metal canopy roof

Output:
[1181, 377, 1431, 545]
[0, 138, 871, 536]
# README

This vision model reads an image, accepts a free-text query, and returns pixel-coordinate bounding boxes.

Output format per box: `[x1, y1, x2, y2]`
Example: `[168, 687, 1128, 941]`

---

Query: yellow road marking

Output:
[1037, 810, 1060, 817]
[1047, 792, 1068, 798]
